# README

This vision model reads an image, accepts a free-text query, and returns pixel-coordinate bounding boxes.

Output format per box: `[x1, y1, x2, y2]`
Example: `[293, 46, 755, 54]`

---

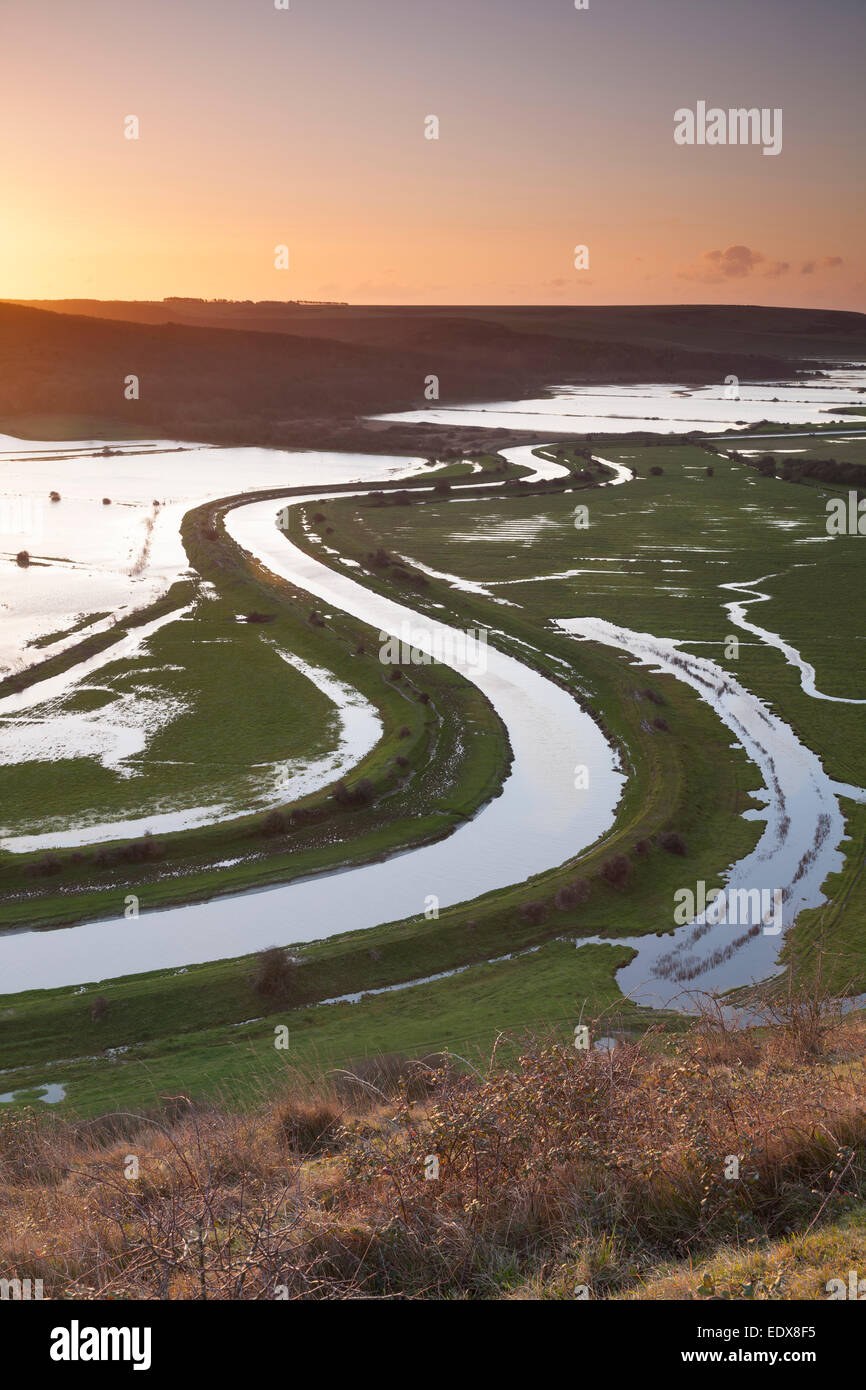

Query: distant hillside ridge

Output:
[0, 299, 857, 450]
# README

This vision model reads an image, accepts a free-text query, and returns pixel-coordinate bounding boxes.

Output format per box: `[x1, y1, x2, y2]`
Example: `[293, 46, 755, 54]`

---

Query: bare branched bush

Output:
[599, 853, 632, 889]
[249, 947, 298, 1003]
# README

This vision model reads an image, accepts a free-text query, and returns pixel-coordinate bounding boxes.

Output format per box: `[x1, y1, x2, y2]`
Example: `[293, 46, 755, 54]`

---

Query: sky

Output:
[2, 0, 864, 307]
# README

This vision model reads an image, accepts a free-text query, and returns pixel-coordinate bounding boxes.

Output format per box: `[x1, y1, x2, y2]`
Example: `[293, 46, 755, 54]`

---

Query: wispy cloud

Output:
[801, 255, 844, 274]
[679, 246, 844, 284]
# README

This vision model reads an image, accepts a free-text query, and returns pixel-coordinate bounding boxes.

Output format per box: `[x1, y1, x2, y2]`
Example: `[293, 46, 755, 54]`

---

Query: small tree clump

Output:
[659, 831, 688, 856]
[32, 853, 64, 877]
[554, 878, 591, 911]
[261, 809, 288, 837]
[16, 550, 30, 567]
[600, 854, 633, 889]
[118, 833, 165, 865]
[353, 777, 375, 806]
[333, 777, 376, 809]
[250, 947, 298, 1003]
[519, 900, 548, 925]
[90, 995, 109, 1023]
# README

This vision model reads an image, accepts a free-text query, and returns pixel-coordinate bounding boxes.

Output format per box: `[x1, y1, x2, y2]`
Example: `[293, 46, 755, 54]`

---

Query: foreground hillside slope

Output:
[2, 1008, 864, 1300]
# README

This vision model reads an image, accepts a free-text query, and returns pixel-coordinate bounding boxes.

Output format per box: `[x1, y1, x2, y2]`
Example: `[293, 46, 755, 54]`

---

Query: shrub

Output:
[331, 1053, 450, 1104]
[641, 687, 665, 706]
[15, 550, 29, 567]
[118, 833, 165, 865]
[353, 777, 375, 806]
[554, 879, 591, 911]
[244, 610, 274, 623]
[333, 778, 376, 808]
[49, 490, 61, 502]
[261, 809, 288, 837]
[653, 716, 671, 732]
[649, 465, 664, 476]
[519, 900, 548, 925]
[398, 725, 411, 738]
[90, 995, 109, 1023]
[250, 946, 298, 1003]
[32, 853, 63, 877]
[634, 838, 652, 857]
[90, 833, 165, 870]
[102, 497, 112, 505]
[309, 610, 326, 627]
[659, 831, 687, 856]
[600, 854, 632, 889]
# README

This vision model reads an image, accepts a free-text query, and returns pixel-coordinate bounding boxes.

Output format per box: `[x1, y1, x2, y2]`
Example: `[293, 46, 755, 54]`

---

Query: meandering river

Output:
[1, 383, 862, 1004]
[0, 485, 623, 992]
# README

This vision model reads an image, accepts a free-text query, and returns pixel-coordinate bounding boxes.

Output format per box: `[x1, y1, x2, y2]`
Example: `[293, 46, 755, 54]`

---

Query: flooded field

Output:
[0, 437, 420, 673]
[1, 385, 863, 1016]
[375, 368, 866, 435]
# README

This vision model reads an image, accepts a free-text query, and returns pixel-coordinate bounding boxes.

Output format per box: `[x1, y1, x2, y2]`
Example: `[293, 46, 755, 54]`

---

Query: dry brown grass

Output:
[1, 1014, 864, 1300]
